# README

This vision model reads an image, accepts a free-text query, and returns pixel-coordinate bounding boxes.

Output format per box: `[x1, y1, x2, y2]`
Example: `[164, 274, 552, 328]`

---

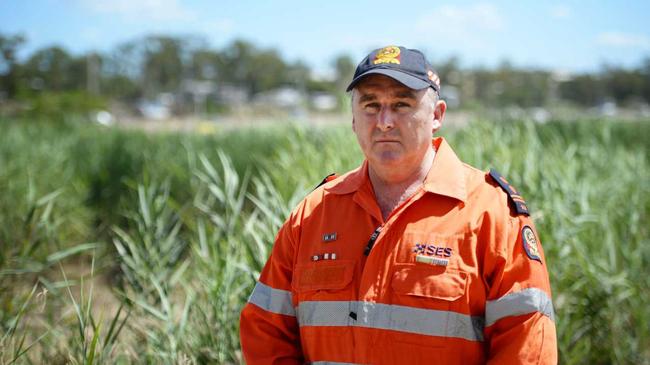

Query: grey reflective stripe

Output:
[248, 281, 295, 316]
[297, 301, 484, 342]
[383, 303, 485, 341]
[485, 287, 555, 326]
[298, 301, 354, 326]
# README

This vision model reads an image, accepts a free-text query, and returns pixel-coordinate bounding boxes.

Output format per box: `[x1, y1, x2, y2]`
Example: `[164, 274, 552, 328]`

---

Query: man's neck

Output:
[368, 148, 436, 221]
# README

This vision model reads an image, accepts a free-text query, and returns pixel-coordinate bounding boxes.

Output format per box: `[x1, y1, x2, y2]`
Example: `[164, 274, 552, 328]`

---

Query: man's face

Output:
[351, 74, 445, 173]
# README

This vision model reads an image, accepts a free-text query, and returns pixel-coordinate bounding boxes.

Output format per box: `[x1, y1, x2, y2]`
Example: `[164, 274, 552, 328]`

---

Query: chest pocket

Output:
[391, 265, 467, 304]
[388, 265, 469, 349]
[293, 259, 355, 295]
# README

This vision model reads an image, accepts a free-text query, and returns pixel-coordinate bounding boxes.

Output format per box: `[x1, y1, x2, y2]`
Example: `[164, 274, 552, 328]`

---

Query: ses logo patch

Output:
[412, 243, 453, 258]
[412, 243, 453, 266]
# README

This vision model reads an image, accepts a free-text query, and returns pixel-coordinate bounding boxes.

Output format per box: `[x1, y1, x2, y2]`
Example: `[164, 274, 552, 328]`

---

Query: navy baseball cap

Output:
[346, 45, 440, 92]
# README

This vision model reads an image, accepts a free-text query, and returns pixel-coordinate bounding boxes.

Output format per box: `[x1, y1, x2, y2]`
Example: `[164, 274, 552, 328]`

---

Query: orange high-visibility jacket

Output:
[240, 137, 557, 364]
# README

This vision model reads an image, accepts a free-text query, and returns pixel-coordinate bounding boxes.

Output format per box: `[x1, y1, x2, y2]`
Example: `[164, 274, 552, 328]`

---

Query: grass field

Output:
[0, 116, 649, 364]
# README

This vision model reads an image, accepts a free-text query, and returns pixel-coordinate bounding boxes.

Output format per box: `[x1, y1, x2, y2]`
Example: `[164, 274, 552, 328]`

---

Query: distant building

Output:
[597, 100, 618, 117]
[253, 87, 304, 108]
[137, 93, 174, 120]
[310, 93, 337, 111]
[216, 84, 248, 106]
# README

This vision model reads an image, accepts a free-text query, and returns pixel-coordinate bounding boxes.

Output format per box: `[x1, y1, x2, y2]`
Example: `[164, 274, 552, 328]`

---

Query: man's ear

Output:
[432, 99, 447, 134]
[352, 117, 356, 132]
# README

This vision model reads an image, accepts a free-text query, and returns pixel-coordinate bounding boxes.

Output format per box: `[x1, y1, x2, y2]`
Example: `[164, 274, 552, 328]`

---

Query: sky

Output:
[1, 0, 649, 75]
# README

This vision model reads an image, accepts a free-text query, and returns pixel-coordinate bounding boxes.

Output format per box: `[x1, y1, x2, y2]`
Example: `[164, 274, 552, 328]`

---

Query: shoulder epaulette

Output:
[488, 169, 530, 216]
[313, 173, 338, 191]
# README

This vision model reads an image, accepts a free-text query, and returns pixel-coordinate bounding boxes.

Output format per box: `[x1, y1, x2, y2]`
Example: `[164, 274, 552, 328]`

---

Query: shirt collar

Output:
[325, 137, 467, 203]
[423, 137, 467, 203]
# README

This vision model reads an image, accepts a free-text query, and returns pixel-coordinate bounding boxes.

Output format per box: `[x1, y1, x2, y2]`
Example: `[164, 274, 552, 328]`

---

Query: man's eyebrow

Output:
[394, 90, 417, 99]
[358, 94, 377, 103]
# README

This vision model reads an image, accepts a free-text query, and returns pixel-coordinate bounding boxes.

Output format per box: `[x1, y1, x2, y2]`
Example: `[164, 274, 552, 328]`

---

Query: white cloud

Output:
[417, 3, 504, 33]
[550, 5, 571, 19]
[78, 0, 196, 22]
[597, 32, 650, 48]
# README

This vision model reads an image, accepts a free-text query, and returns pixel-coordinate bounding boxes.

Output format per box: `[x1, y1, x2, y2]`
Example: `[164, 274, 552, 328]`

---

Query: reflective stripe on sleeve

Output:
[485, 287, 555, 326]
[247, 281, 296, 316]
[297, 301, 484, 342]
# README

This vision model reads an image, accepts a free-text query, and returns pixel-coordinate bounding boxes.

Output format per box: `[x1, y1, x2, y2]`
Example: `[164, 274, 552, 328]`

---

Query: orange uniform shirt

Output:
[240, 137, 557, 364]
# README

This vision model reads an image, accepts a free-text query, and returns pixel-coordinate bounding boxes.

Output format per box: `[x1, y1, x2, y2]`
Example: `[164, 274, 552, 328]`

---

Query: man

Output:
[240, 45, 557, 364]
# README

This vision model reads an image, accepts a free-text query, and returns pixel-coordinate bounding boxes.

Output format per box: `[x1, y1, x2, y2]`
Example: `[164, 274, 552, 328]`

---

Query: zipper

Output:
[362, 188, 424, 257]
[363, 225, 383, 256]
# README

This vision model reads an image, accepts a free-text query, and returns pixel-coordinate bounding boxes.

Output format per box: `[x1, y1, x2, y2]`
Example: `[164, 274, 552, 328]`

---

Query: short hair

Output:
[425, 88, 439, 104]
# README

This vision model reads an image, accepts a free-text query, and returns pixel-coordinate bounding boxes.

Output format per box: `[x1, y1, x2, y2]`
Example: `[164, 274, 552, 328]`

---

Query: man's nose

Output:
[376, 106, 395, 131]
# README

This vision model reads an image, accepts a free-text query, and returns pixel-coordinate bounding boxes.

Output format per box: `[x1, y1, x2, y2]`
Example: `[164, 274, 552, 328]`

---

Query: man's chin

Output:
[370, 153, 405, 167]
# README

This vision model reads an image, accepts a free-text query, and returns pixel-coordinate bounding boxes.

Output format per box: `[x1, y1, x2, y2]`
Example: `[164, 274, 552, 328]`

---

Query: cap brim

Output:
[346, 69, 431, 92]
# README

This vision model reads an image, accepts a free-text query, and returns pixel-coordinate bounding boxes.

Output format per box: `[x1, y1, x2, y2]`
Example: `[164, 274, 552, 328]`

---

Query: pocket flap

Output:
[294, 260, 355, 292]
[392, 266, 467, 301]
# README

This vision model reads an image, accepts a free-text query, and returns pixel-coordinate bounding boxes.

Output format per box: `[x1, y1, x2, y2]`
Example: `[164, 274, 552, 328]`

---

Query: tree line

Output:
[1, 32, 649, 118]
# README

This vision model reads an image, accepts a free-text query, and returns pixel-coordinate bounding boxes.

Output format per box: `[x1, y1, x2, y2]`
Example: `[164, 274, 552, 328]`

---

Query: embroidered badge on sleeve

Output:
[522, 225, 542, 263]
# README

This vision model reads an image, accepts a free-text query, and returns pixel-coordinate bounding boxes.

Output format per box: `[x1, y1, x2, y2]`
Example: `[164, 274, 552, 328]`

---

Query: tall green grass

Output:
[0, 117, 648, 364]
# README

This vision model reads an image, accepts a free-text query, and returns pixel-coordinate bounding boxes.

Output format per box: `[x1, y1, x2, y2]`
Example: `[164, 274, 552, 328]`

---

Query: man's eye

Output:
[395, 102, 411, 109]
[364, 103, 380, 112]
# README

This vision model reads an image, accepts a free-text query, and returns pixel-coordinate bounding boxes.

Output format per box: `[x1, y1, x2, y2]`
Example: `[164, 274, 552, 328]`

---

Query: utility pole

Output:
[87, 53, 100, 95]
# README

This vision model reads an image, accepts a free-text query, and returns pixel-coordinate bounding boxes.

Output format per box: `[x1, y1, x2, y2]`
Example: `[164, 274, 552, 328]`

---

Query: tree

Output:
[190, 50, 221, 80]
[559, 74, 605, 106]
[23, 46, 73, 92]
[602, 65, 647, 105]
[435, 56, 461, 84]
[218, 39, 294, 95]
[102, 42, 145, 100]
[249, 49, 289, 93]
[142, 36, 184, 96]
[333, 54, 355, 91]
[61, 53, 103, 94]
[0, 33, 26, 98]
[642, 57, 650, 103]
[219, 39, 256, 90]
